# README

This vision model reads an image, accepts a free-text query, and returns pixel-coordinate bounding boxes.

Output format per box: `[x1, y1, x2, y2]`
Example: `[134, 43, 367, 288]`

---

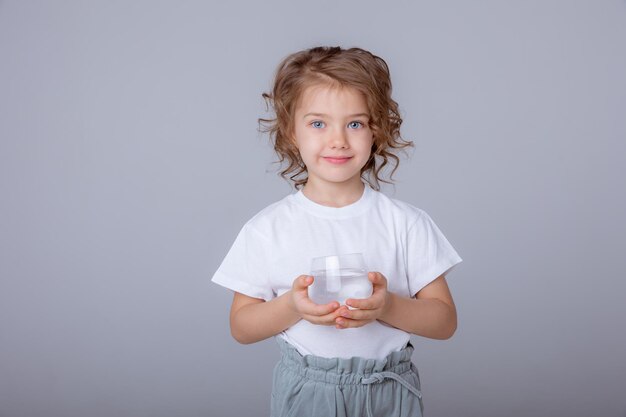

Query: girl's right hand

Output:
[289, 275, 341, 325]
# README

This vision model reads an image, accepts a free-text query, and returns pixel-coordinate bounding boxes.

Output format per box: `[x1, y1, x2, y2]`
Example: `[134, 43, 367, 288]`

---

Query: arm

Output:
[379, 275, 457, 339]
[336, 273, 458, 340]
[230, 291, 300, 344]
[230, 275, 343, 344]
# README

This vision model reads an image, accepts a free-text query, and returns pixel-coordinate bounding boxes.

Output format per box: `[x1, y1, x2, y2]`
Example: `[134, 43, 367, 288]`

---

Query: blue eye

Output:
[348, 121, 363, 129]
[311, 121, 325, 129]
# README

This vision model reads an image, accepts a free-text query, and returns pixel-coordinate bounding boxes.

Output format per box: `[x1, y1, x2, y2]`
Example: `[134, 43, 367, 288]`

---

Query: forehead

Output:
[295, 84, 368, 115]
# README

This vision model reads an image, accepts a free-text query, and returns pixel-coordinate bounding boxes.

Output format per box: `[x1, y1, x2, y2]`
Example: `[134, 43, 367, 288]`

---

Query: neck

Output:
[301, 178, 365, 208]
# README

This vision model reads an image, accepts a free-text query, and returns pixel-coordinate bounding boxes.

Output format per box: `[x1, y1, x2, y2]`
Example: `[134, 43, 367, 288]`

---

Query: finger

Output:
[301, 298, 340, 316]
[345, 294, 381, 310]
[337, 307, 377, 322]
[304, 307, 343, 326]
[335, 317, 372, 329]
[345, 298, 367, 309]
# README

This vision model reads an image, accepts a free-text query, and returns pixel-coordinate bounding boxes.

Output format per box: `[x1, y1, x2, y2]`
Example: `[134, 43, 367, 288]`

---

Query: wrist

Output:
[284, 290, 302, 320]
[380, 291, 395, 322]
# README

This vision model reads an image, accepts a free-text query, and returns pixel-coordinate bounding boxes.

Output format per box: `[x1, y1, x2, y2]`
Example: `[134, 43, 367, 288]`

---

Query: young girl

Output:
[212, 46, 463, 417]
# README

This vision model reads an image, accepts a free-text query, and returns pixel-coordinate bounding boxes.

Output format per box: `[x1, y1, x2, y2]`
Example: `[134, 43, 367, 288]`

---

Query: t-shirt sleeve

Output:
[211, 222, 274, 301]
[406, 210, 463, 297]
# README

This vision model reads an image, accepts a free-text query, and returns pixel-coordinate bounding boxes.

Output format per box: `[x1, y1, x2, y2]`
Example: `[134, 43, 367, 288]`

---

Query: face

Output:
[292, 84, 374, 190]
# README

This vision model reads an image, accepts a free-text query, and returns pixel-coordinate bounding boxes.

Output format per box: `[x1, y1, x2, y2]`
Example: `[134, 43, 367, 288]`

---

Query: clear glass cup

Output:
[308, 253, 373, 306]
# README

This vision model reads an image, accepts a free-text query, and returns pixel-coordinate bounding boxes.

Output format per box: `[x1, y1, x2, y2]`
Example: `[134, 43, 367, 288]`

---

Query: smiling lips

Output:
[323, 156, 352, 164]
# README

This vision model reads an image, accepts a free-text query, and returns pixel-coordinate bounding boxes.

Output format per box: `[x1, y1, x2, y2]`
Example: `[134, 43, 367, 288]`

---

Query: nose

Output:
[328, 127, 349, 149]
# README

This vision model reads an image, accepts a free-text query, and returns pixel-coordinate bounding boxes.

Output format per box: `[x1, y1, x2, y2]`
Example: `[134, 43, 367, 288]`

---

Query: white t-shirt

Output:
[211, 184, 463, 360]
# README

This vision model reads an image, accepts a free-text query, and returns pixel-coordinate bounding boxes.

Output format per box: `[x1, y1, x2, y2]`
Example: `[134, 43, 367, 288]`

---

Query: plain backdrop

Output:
[1, 1, 625, 416]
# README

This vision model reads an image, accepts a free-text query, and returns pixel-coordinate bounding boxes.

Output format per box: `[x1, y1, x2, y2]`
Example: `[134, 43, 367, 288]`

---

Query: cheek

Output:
[358, 136, 374, 156]
[296, 143, 318, 165]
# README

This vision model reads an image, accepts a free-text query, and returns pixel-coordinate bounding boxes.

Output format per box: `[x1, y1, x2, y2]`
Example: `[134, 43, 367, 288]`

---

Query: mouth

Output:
[323, 156, 352, 164]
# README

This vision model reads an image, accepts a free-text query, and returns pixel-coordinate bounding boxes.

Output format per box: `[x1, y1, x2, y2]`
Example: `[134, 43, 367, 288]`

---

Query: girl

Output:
[212, 46, 463, 417]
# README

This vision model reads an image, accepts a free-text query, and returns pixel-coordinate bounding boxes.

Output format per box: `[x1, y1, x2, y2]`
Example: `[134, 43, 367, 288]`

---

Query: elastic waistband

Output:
[275, 337, 414, 386]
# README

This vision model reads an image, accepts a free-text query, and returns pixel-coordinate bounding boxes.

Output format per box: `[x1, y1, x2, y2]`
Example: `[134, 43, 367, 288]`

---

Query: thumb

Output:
[293, 275, 313, 290]
[369, 272, 385, 286]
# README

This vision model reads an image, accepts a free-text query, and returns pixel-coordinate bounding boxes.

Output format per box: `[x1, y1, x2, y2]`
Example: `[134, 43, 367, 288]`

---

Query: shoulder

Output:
[240, 193, 299, 236]
[371, 189, 426, 227]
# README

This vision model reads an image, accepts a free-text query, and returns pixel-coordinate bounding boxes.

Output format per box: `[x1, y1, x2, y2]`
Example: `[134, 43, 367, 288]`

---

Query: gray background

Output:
[1, 1, 625, 416]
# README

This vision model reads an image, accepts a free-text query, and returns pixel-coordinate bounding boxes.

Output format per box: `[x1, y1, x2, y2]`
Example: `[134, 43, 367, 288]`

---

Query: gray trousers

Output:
[271, 337, 424, 417]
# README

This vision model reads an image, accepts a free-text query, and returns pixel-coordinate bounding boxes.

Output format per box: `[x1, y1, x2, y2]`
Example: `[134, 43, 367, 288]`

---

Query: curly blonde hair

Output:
[259, 46, 413, 190]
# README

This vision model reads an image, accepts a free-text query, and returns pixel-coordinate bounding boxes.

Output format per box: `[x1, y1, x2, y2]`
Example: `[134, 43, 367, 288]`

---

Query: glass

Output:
[308, 253, 373, 306]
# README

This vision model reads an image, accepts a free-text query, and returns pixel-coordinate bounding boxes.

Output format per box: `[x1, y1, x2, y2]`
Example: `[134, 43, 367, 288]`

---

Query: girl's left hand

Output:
[335, 272, 390, 329]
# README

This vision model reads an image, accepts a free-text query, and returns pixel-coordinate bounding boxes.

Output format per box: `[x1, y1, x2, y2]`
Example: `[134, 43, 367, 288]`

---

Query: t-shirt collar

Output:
[292, 183, 374, 219]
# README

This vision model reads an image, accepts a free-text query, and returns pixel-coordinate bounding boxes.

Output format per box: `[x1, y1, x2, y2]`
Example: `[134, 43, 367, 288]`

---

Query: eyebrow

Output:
[302, 112, 370, 119]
